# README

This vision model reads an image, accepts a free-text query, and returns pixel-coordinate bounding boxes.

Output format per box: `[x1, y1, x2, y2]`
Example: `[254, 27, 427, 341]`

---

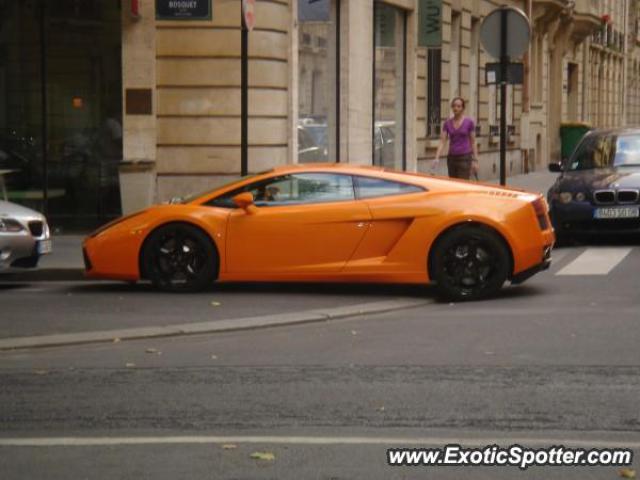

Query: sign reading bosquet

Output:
[156, 0, 212, 20]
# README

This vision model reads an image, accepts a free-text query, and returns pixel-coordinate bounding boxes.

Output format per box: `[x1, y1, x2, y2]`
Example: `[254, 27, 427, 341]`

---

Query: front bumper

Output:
[0, 233, 51, 270]
[552, 202, 640, 235]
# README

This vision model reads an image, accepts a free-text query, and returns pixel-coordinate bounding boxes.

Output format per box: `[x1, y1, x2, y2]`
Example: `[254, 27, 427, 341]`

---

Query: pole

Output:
[241, 23, 248, 177]
[39, 0, 49, 214]
[499, 7, 508, 186]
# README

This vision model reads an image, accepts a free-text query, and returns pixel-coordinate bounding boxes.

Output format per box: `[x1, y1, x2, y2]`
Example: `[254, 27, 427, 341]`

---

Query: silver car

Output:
[0, 200, 51, 271]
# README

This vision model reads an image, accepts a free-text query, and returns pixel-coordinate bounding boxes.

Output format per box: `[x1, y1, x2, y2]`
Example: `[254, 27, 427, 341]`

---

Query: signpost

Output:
[241, 0, 255, 176]
[480, 6, 530, 186]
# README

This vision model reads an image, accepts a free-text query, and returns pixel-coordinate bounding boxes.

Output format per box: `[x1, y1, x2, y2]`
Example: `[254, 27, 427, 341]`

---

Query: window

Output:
[298, 0, 339, 162]
[427, 49, 441, 137]
[450, 11, 461, 100]
[355, 176, 423, 199]
[373, 2, 407, 169]
[209, 173, 355, 208]
[469, 18, 480, 122]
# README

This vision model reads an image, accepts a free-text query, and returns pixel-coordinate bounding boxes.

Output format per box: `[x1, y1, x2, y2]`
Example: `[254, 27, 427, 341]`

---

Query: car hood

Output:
[0, 200, 45, 219]
[556, 167, 640, 191]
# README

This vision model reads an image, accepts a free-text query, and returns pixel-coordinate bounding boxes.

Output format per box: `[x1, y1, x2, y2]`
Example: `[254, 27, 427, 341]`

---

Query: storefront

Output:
[0, 0, 122, 231]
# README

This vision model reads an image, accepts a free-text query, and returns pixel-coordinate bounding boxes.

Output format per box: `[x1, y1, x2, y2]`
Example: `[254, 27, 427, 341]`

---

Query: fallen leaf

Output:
[145, 348, 160, 354]
[210, 301, 222, 307]
[378, 406, 385, 412]
[210, 355, 218, 360]
[250, 452, 275, 461]
[33, 369, 48, 375]
[125, 362, 136, 368]
[221, 444, 237, 450]
[619, 468, 636, 479]
[113, 338, 121, 343]
[351, 330, 358, 336]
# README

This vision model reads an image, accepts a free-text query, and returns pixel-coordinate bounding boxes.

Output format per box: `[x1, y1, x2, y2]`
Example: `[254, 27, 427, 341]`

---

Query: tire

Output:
[430, 225, 510, 302]
[142, 223, 218, 292]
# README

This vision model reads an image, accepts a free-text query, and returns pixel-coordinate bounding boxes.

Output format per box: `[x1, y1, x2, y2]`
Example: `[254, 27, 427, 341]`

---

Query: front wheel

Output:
[142, 223, 218, 292]
[430, 225, 510, 302]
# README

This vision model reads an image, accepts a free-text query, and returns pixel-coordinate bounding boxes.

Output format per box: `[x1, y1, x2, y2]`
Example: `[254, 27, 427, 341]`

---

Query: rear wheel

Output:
[142, 223, 218, 292]
[430, 225, 510, 301]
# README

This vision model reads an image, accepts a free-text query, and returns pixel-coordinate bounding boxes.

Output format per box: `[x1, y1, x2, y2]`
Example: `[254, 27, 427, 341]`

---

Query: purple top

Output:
[444, 117, 475, 156]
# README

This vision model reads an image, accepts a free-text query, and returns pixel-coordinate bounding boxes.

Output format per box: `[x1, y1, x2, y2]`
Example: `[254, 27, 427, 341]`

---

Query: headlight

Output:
[559, 192, 573, 204]
[0, 218, 25, 232]
[575, 192, 586, 202]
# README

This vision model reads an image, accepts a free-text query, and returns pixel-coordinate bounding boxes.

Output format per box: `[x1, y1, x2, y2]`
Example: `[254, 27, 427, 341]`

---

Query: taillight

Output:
[532, 197, 550, 230]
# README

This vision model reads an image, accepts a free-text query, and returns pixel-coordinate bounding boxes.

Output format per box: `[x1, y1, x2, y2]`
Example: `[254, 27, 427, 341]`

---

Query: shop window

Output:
[297, 0, 339, 163]
[373, 2, 406, 169]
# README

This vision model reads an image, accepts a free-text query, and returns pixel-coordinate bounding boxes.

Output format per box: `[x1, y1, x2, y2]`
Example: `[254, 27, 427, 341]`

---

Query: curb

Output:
[0, 299, 433, 351]
[1, 269, 85, 282]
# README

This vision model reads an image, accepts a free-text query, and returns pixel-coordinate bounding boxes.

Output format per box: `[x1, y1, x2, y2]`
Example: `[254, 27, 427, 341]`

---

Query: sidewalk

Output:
[487, 169, 560, 195]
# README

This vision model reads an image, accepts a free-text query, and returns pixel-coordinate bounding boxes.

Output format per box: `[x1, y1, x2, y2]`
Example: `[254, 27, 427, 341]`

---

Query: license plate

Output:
[37, 239, 52, 255]
[594, 207, 640, 219]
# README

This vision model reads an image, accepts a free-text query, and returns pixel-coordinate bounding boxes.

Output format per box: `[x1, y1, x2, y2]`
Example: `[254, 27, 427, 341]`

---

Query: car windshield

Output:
[568, 133, 640, 170]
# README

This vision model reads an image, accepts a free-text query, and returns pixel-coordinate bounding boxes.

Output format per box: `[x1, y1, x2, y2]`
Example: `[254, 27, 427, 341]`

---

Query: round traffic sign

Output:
[242, 0, 256, 31]
[480, 6, 530, 60]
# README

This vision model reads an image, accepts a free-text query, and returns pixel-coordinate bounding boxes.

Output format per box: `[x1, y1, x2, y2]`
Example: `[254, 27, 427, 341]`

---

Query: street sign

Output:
[156, 0, 212, 20]
[485, 62, 524, 85]
[242, 0, 256, 31]
[480, 6, 530, 60]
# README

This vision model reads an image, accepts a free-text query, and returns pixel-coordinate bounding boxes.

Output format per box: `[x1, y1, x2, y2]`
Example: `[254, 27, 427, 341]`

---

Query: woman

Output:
[431, 97, 479, 179]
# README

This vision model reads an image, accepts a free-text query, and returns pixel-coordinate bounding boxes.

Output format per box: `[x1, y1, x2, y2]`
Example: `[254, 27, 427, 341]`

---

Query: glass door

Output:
[0, 0, 122, 231]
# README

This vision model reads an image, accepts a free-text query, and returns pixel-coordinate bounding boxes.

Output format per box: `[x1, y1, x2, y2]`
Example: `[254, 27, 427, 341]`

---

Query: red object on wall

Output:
[131, 0, 140, 19]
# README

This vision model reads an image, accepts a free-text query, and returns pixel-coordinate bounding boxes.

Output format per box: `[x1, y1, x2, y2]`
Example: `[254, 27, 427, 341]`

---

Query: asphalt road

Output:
[1, 241, 640, 479]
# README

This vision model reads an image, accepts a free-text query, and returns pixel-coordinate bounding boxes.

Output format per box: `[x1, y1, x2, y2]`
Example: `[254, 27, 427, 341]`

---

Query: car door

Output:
[225, 172, 371, 275]
[344, 175, 429, 274]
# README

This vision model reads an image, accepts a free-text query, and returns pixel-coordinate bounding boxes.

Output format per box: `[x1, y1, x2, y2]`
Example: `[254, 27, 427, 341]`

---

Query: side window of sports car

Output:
[207, 173, 355, 208]
[354, 176, 424, 199]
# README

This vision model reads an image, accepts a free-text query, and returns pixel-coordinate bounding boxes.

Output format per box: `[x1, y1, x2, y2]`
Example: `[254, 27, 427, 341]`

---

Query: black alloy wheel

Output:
[142, 223, 218, 292]
[430, 225, 510, 301]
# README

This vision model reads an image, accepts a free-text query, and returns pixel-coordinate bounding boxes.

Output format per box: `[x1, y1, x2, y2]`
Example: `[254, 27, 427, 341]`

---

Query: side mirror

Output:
[548, 162, 563, 173]
[232, 192, 257, 214]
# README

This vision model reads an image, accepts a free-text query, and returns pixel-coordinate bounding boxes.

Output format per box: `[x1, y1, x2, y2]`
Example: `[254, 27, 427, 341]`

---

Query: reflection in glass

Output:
[298, 0, 338, 163]
[374, 2, 406, 169]
[0, 0, 122, 231]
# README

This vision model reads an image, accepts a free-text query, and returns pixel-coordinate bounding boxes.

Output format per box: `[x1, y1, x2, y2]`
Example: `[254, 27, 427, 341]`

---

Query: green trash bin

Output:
[560, 122, 591, 161]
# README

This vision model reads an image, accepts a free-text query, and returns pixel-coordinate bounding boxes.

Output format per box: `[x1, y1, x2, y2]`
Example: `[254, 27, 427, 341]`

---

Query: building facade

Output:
[1, 0, 639, 230]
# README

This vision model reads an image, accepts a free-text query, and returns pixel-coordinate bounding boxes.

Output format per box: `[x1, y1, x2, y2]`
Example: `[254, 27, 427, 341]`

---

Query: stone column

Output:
[339, 0, 374, 164]
[120, 0, 157, 213]
[548, 17, 574, 161]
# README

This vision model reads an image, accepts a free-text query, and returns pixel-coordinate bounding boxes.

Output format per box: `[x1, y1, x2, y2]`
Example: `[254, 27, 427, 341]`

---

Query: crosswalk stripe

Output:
[556, 247, 632, 276]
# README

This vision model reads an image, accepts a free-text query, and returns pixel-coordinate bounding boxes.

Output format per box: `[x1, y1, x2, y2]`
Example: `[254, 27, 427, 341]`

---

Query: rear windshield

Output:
[569, 133, 640, 170]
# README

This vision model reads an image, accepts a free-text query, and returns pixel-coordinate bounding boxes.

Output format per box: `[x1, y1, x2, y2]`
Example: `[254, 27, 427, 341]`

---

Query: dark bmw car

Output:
[548, 128, 640, 239]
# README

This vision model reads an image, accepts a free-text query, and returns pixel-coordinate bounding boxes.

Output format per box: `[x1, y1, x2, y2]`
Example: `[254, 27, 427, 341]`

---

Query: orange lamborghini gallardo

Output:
[83, 164, 555, 301]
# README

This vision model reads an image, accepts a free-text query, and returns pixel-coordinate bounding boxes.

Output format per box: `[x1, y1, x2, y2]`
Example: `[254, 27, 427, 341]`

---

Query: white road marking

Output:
[556, 247, 632, 276]
[0, 435, 638, 449]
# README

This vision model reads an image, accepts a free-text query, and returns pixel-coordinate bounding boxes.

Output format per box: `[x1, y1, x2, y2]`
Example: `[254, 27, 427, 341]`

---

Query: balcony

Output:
[572, 0, 602, 43]
[532, 0, 568, 26]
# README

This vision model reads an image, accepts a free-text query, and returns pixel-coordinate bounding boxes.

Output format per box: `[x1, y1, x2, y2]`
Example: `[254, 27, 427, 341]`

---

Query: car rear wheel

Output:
[142, 223, 218, 292]
[430, 225, 510, 302]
